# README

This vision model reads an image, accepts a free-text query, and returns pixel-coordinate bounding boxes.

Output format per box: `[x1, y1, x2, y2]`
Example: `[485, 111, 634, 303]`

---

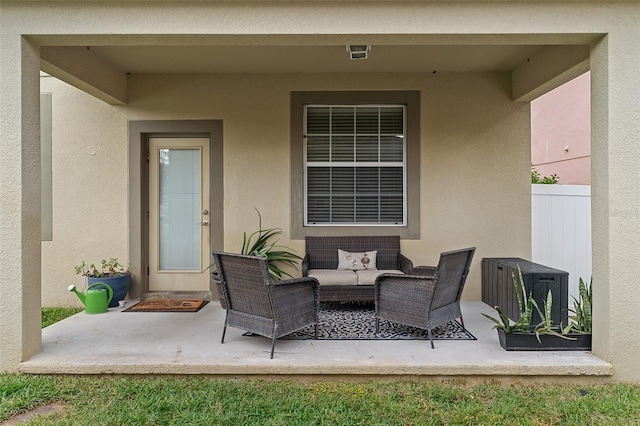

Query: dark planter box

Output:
[497, 328, 592, 351]
[482, 258, 569, 326]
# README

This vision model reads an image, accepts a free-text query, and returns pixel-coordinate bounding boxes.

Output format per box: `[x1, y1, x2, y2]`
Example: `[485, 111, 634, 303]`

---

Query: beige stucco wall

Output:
[42, 71, 530, 307]
[40, 75, 130, 308]
[590, 31, 640, 382]
[0, 36, 43, 371]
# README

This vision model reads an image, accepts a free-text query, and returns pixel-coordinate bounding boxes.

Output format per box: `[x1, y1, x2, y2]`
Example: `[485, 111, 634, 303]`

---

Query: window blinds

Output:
[304, 105, 406, 225]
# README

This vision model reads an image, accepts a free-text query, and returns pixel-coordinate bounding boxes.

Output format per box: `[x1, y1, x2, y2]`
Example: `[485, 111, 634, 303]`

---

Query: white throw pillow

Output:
[337, 249, 377, 271]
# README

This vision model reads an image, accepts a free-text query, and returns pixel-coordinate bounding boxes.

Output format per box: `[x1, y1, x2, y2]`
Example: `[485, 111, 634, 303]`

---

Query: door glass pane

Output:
[158, 148, 201, 270]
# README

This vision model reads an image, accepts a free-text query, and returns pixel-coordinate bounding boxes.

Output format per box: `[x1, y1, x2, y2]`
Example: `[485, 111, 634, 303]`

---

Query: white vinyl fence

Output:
[531, 184, 592, 308]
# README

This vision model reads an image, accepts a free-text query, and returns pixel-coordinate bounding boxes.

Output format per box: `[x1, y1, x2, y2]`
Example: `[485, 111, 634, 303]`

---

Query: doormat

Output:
[245, 302, 476, 341]
[123, 299, 208, 313]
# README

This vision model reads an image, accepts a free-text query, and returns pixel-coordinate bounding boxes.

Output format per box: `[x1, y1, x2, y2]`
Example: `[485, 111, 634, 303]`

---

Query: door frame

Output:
[148, 137, 210, 292]
[128, 120, 224, 299]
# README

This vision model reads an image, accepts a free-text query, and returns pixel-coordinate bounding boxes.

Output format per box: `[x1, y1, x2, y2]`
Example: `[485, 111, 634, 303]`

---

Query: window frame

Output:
[291, 91, 420, 239]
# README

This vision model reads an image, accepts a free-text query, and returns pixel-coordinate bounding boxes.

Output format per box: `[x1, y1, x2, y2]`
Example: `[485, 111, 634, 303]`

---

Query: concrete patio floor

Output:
[21, 301, 612, 382]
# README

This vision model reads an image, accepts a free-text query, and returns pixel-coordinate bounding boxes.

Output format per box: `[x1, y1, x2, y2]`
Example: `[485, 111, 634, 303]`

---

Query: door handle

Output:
[198, 220, 209, 226]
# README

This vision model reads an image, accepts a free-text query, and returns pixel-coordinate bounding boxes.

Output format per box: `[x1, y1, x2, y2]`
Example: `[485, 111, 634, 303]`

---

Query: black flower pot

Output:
[497, 328, 592, 351]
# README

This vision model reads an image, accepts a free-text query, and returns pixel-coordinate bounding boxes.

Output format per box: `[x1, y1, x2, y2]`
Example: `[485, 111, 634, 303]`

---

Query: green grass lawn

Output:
[41, 307, 83, 328]
[2, 309, 632, 424]
[1, 376, 640, 425]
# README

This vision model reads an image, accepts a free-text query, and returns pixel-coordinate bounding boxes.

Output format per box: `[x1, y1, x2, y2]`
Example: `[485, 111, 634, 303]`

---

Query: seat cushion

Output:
[307, 269, 358, 286]
[355, 269, 404, 285]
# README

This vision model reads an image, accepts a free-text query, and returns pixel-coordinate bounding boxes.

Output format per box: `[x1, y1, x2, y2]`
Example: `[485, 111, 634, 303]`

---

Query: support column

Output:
[0, 36, 42, 372]
[591, 29, 640, 381]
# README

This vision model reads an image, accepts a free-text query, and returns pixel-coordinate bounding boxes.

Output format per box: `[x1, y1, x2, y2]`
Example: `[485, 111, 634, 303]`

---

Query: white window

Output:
[304, 105, 406, 226]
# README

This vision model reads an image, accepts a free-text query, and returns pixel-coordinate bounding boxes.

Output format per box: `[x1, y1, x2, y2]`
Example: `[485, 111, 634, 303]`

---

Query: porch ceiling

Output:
[38, 34, 592, 104]
[85, 44, 547, 74]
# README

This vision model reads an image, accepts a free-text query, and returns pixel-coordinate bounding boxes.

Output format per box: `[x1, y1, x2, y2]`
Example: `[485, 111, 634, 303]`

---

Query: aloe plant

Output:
[240, 209, 302, 280]
[533, 289, 576, 342]
[564, 277, 592, 333]
[482, 265, 535, 332]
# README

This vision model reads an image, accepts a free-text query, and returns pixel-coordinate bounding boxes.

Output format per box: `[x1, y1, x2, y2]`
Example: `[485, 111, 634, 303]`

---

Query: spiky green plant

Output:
[240, 209, 301, 280]
[482, 265, 535, 332]
[564, 277, 592, 333]
[482, 265, 574, 341]
[533, 289, 575, 342]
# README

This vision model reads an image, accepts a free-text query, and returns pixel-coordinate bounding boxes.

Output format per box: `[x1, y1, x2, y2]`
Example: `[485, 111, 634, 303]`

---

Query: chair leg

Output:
[314, 323, 318, 340]
[221, 315, 228, 344]
[270, 337, 277, 359]
[427, 329, 435, 349]
[375, 318, 380, 333]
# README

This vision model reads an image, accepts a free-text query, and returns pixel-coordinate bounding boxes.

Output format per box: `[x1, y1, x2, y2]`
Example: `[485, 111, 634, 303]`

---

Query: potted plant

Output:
[482, 265, 592, 351]
[565, 277, 593, 334]
[75, 258, 132, 308]
[211, 209, 302, 308]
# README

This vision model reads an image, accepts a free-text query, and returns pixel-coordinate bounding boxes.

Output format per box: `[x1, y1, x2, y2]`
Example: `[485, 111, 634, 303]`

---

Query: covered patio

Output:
[2, 1, 639, 383]
[22, 300, 611, 380]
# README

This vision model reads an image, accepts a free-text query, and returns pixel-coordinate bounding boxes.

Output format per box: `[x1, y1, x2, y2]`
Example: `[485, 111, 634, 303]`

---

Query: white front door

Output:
[148, 137, 210, 291]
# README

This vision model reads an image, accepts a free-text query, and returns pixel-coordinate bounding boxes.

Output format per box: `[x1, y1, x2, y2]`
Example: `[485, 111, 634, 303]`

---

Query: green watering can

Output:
[68, 283, 113, 314]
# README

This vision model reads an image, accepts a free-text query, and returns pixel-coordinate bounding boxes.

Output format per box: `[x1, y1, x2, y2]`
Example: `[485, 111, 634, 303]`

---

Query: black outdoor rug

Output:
[278, 302, 477, 341]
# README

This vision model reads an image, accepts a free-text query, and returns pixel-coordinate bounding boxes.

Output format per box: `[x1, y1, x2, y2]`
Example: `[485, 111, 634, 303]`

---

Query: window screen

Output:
[304, 105, 406, 225]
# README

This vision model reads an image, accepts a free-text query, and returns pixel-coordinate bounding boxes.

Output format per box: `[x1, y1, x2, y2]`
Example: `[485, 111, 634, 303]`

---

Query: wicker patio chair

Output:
[375, 247, 476, 348]
[212, 251, 320, 359]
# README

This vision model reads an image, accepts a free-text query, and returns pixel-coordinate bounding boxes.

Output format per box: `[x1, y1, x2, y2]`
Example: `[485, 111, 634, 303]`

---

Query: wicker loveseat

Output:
[302, 236, 414, 302]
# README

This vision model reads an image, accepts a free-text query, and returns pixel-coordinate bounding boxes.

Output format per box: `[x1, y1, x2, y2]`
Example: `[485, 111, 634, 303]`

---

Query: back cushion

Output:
[305, 236, 399, 270]
[337, 249, 377, 270]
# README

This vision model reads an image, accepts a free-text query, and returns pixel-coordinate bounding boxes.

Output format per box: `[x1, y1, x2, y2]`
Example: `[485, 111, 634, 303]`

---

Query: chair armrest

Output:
[271, 276, 319, 288]
[375, 273, 437, 304]
[411, 266, 437, 276]
[376, 273, 437, 284]
[398, 253, 414, 274]
[270, 277, 320, 304]
[270, 277, 320, 320]
[301, 253, 310, 276]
